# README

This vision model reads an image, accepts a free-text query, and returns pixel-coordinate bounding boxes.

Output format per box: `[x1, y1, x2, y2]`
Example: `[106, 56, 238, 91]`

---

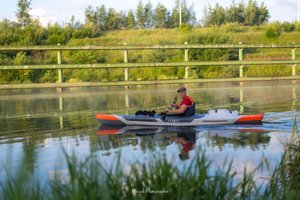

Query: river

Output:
[0, 80, 299, 184]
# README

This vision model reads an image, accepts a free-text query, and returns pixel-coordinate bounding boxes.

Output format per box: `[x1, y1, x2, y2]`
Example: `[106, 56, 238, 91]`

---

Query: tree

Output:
[203, 0, 269, 27]
[46, 23, 71, 45]
[244, 0, 259, 26]
[127, 10, 136, 29]
[171, 0, 196, 28]
[136, 1, 145, 29]
[85, 6, 96, 24]
[0, 19, 19, 45]
[144, 1, 154, 28]
[170, 1, 180, 28]
[204, 3, 226, 26]
[96, 5, 107, 31]
[226, 2, 246, 24]
[257, 2, 270, 25]
[181, 0, 196, 26]
[154, 3, 170, 28]
[105, 8, 121, 30]
[16, 0, 31, 28]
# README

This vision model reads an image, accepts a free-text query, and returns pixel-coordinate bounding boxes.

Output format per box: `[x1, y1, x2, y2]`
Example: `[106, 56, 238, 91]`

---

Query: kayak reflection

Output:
[97, 125, 271, 158]
[97, 125, 198, 136]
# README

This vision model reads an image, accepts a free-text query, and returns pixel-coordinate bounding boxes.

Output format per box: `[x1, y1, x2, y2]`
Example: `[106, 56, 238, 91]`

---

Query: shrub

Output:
[265, 27, 281, 38]
[281, 22, 295, 32]
[179, 23, 192, 33]
[223, 22, 246, 33]
[265, 22, 282, 38]
[187, 33, 238, 61]
[294, 21, 300, 31]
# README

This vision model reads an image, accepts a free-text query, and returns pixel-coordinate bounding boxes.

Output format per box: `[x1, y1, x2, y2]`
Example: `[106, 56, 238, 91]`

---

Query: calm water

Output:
[0, 80, 300, 183]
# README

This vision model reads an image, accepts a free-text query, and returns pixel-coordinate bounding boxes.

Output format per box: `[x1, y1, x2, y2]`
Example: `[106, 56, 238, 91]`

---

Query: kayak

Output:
[96, 109, 264, 127]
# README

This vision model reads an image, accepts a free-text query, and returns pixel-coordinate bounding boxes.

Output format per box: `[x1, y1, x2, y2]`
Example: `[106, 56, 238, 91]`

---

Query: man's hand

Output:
[170, 103, 176, 107]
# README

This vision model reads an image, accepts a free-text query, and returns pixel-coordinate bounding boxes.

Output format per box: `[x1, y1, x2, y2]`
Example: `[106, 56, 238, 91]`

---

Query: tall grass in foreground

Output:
[1, 120, 300, 200]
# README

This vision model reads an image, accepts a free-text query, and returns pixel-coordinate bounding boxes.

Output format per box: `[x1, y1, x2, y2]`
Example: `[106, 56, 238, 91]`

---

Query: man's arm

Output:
[168, 105, 187, 114]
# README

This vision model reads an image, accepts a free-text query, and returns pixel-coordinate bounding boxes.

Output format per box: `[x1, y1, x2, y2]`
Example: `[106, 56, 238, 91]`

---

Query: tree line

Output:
[0, 0, 271, 46]
[84, 0, 196, 31]
[204, 0, 270, 26]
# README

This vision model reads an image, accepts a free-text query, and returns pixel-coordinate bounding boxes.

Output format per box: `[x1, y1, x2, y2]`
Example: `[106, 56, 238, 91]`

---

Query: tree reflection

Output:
[206, 129, 271, 150]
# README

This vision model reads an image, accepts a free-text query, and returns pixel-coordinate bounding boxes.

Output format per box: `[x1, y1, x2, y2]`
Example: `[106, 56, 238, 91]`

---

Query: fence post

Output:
[124, 43, 129, 81]
[57, 44, 63, 91]
[184, 42, 189, 79]
[239, 42, 244, 78]
[292, 44, 296, 76]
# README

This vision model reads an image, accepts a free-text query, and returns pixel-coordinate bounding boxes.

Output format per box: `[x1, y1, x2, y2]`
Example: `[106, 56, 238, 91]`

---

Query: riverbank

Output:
[1, 26, 300, 84]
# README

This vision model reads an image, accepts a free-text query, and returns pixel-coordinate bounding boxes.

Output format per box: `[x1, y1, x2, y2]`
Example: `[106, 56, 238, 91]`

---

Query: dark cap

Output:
[177, 87, 187, 93]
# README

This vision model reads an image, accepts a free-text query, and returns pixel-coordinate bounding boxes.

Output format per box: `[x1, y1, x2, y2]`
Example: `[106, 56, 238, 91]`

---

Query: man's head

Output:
[177, 87, 187, 99]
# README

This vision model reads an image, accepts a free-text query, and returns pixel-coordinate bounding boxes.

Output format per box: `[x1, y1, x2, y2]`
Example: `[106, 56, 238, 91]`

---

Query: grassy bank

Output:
[1, 26, 300, 83]
[1, 119, 300, 200]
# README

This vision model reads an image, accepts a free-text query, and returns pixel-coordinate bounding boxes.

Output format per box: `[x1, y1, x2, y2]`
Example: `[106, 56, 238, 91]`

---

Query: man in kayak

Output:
[167, 87, 195, 117]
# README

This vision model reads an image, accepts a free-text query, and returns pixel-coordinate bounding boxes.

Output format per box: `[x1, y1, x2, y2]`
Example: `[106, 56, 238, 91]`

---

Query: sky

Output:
[0, 0, 299, 26]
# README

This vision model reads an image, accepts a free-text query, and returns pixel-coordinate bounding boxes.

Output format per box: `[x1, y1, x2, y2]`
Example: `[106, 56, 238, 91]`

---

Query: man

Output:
[167, 87, 195, 117]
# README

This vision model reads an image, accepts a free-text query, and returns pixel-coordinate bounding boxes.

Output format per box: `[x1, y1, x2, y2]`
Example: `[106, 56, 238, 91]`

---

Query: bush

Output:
[265, 27, 281, 38]
[281, 22, 295, 32]
[265, 22, 282, 38]
[294, 21, 300, 31]
[223, 23, 246, 33]
[179, 23, 192, 33]
[187, 33, 238, 61]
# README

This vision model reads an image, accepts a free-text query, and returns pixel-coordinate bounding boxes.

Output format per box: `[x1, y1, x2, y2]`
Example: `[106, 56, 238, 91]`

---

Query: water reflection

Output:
[165, 130, 196, 160]
[207, 128, 270, 150]
[97, 125, 271, 159]
[239, 84, 244, 114]
[59, 96, 64, 129]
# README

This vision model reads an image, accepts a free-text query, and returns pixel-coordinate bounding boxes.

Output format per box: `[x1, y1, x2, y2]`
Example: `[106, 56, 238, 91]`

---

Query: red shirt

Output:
[178, 96, 194, 107]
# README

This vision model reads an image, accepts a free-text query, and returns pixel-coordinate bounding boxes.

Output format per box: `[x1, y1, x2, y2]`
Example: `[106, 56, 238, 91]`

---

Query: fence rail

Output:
[1, 60, 300, 70]
[0, 44, 299, 51]
[0, 43, 299, 90]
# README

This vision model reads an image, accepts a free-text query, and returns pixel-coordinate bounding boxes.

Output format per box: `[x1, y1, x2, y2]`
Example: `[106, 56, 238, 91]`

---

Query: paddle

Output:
[168, 96, 178, 111]
[161, 96, 178, 120]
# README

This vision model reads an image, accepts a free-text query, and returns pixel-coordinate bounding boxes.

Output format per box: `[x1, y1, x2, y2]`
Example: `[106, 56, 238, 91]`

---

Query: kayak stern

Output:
[96, 114, 126, 126]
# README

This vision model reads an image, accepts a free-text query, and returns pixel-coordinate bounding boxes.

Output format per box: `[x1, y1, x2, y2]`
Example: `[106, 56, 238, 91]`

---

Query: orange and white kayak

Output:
[96, 109, 264, 127]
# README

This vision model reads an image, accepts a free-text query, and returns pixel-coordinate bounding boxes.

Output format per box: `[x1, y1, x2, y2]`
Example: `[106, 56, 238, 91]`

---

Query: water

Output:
[0, 80, 299, 184]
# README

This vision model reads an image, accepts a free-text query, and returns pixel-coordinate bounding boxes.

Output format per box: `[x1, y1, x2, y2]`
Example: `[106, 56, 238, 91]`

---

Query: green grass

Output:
[1, 118, 300, 199]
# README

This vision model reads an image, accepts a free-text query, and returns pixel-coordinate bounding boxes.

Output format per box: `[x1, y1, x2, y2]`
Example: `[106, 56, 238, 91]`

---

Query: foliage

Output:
[154, 3, 170, 29]
[204, 0, 270, 27]
[187, 33, 238, 61]
[265, 22, 282, 38]
[127, 10, 136, 29]
[281, 22, 295, 32]
[223, 22, 247, 33]
[179, 23, 192, 33]
[170, 0, 196, 28]
[0, 0, 300, 83]
[16, 0, 31, 27]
